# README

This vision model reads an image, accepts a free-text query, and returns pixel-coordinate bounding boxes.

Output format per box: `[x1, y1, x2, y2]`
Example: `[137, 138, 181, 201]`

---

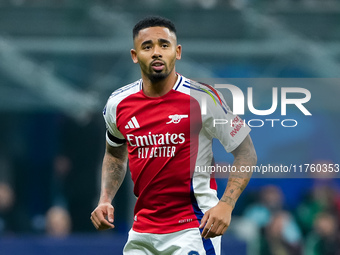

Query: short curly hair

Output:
[133, 16, 177, 39]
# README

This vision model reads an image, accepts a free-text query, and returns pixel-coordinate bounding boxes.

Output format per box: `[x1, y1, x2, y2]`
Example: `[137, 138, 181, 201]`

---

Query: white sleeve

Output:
[103, 97, 126, 147]
[203, 91, 250, 153]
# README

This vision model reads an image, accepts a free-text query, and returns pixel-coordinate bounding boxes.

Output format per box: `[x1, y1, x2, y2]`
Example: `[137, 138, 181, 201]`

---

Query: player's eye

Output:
[143, 45, 152, 50]
[161, 44, 169, 48]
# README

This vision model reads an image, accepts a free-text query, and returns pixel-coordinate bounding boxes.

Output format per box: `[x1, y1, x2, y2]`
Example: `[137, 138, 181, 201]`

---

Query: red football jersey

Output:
[103, 75, 250, 234]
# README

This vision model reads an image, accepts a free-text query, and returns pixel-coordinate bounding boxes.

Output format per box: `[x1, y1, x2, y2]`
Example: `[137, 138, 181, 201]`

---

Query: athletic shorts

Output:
[123, 227, 221, 255]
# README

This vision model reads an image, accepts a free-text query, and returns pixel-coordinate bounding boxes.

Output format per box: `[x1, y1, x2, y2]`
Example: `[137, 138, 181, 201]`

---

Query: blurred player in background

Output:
[91, 16, 257, 255]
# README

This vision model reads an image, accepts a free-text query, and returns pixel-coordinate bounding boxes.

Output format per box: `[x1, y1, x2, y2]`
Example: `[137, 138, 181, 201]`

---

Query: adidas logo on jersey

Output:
[125, 116, 140, 129]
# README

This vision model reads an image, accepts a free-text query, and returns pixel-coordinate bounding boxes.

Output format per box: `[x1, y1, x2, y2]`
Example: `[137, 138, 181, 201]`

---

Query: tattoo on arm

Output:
[100, 142, 128, 203]
[220, 196, 236, 208]
[220, 135, 257, 209]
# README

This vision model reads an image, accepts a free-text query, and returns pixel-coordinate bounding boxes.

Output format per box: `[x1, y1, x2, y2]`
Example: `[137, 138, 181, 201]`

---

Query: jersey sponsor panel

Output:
[126, 132, 185, 147]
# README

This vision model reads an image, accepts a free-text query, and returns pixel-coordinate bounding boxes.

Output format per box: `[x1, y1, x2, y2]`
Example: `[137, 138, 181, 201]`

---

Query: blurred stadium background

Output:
[0, 0, 340, 254]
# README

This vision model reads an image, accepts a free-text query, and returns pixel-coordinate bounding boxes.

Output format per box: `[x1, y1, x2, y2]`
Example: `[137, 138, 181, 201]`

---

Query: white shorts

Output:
[123, 227, 221, 255]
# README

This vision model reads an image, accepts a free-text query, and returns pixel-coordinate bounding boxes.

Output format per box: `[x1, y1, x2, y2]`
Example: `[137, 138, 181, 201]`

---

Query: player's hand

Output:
[90, 202, 115, 230]
[199, 201, 233, 239]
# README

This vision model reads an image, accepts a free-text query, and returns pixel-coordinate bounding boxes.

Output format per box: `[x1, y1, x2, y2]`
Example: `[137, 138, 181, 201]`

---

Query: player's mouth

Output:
[151, 60, 165, 72]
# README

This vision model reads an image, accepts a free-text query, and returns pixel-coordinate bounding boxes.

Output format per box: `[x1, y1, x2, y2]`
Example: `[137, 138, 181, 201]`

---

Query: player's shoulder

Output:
[176, 76, 211, 95]
[108, 79, 142, 101]
[181, 78, 223, 104]
[180, 78, 214, 96]
[182, 78, 232, 116]
[176, 76, 202, 89]
[103, 79, 142, 116]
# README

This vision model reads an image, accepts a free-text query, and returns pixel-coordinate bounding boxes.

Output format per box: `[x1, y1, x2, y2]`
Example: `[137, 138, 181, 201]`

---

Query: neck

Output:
[142, 70, 178, 97]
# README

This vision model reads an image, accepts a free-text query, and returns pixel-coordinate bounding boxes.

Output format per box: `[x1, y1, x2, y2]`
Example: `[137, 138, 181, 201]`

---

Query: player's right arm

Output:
[90, 141, 128, 230]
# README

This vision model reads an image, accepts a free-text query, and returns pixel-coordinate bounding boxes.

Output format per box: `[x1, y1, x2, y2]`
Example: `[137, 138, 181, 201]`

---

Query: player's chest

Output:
[116, 96, 192, 141]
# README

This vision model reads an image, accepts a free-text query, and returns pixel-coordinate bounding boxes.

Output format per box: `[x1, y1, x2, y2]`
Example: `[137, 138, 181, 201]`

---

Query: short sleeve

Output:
[103, 98, 126, 147]
[203, 91, 250, 153]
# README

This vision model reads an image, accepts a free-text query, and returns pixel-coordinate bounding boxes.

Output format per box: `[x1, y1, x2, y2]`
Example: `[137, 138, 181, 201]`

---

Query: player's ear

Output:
[131, 49, 138, 64]
[176, 44, 182, 60]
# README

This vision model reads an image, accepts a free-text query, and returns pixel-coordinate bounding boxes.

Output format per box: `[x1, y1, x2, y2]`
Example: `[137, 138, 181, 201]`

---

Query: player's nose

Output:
[152, 46, 162, 58]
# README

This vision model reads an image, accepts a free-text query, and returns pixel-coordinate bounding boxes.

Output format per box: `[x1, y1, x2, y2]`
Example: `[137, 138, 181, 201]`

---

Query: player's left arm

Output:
[200, 134, 257, 239]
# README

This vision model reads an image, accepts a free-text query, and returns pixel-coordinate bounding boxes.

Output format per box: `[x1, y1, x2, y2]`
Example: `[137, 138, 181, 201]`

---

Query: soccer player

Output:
[90, 16, 257, 255]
